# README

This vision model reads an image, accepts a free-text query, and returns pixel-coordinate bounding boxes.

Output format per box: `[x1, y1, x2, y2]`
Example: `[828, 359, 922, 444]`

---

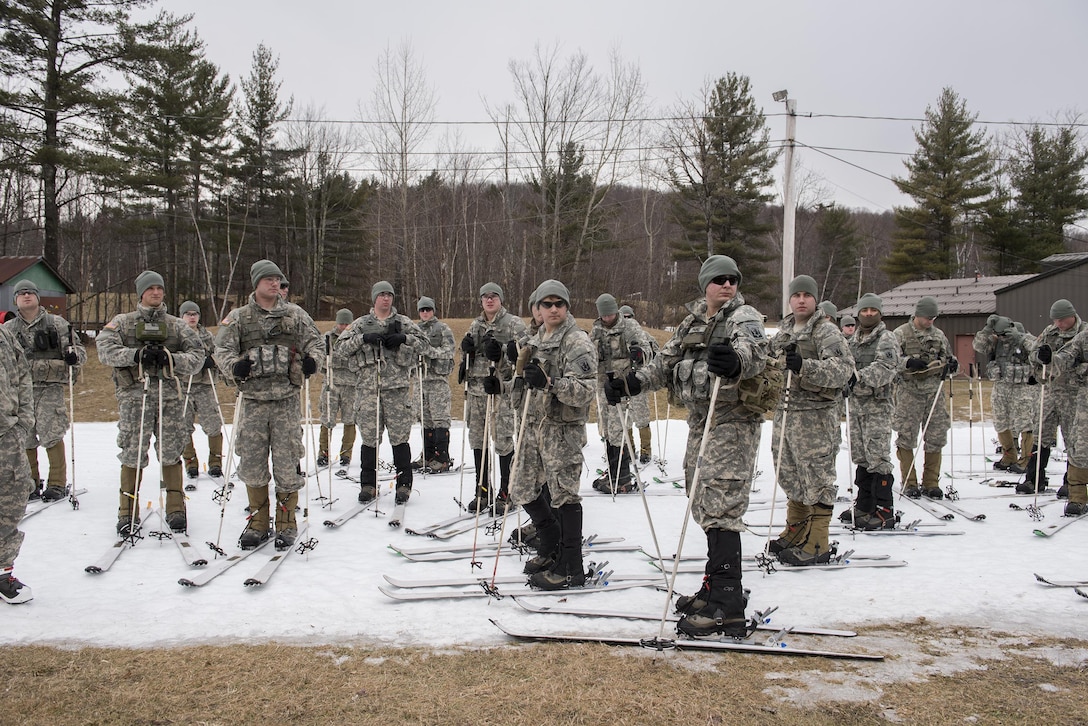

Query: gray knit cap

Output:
[818, 301, 838, 319]
[535, 279, 570, 307]
[249, 260, 284, 288]
[619, 305, 634, 317]
[915, 296, 939, 319]
[856, 292, 883, 314]
[840, 315, 856, 327]
[993, 316, 1012, 335]
[179, 301, 200, 316]
[1050, 299, 1077, 320]
[12, 279, 38, 296]
[595, 293, 619, 317]
[479, 282, 503, 301]
[135, 270, 165, 299]
[335, 308, 354, 324]
[698, 255, 742, 292]
[788, 275, 819, 298]
[371, 281, 394, 302]
[417, 297, 435, 311]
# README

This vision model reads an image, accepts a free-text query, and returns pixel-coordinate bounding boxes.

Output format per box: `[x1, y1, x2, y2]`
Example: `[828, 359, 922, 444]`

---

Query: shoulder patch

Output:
[220, 317, 233, 326]
[104, 321, 117, 330]
[578, 357, 592, 373]
[742, 321, 765, 340]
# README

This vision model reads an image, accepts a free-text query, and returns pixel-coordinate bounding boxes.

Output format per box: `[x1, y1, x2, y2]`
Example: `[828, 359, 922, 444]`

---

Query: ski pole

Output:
[417, 355, 426, 472]
[763, 369, 793, 556]
[947, 375, 955, 478]
[468, 380, 495, 570]
[128, 371, 151, 538]
[843, 385, 855, 530]
[899, 380, 945, 498]
[374, 348, 383, 517]
[325, 333, 334, 506]
[456, 372, 469, 511]
[66, 327, 79, 509]
[212, 392, 244, 554]
[488, 383, 533, 588]
[967, 363, 975, 475]
[617, 379, 668, 590]
[1030, 364, 1047, 515]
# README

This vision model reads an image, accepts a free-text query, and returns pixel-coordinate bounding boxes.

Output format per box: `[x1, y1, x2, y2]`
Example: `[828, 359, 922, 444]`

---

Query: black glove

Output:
[604, 376, 626, 405]
[523, 361, 549, 390]
[1036, 344, 1052, 365]
[784, 345, 803, 374]
[848, 372, 858, 389]
[461, 334, 475, 354]
[629, 345, 645, 366]
[905, 357, 927, 371]
[387, 320, 401, 335]
[383, 332, 407, 350]
[63, 349, 79, 366]
[706, 343, 740, 378]
[506, 340, 519, 364]
[482, 335, 503, 362]
[202, 355, 216, 371]
[945, 357, 959, 375]
[140, 345, 169, 368]
[457, 356, 467, 384]
[482, 374, 502, 395]
[362, 332, 384, 345]
[232, 358, 253, 381]
[1027, 375, 1038, 386]
[302, 355, 318, 377]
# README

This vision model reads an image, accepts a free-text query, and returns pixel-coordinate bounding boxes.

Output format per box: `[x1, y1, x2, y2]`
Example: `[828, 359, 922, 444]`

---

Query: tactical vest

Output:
[112, 312, 185, 388]
[422, 321, 454, 376]
[986, 335, 1031, 384]
[596, 324, 632, 377]
[673, 310, 735, 406]
[15, 313, 68, 385]
[536, 324, 591, 425]
[851, 331, 892, 399]
[900, 326, 945, 379]
[231, 304, 304, 387]
[791, 320, 843, 401]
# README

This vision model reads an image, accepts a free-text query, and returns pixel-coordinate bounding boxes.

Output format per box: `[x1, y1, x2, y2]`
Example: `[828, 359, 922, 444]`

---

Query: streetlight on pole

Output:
[773, 90, 797, 320]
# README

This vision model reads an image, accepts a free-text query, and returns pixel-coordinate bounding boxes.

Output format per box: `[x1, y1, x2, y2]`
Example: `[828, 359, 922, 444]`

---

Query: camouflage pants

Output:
[511, 420, 585, 508]
[773, 404, 841, 507]
[893, 382, 949, 452]
[1065, 386, 1088, 469]
[115, 380, 189, 468]
[28, 384, 68, 449]
[354, 385, 415, 447]
[1036, 383, 1077, 459]
[420, 379, 452, 429]
[183, 383, 223, 437]
[596, 387, 632, 448]
[236, 396, 305, 493]
[991, 381, 1034, 433]
[848, 395, 894, 475]
[466, 391, 515, 456]
[0, 427, 30, 570]
[319, 382, 355, 428]
[682, 408, 759, 532]
[628, 390, 652, 428]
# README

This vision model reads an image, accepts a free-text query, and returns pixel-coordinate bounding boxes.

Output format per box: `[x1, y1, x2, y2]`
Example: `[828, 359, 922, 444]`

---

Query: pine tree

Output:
[884, 87, 994, 282]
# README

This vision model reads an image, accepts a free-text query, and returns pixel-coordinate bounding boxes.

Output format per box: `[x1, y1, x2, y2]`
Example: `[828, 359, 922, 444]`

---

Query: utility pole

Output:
[775, 91, 797, 320]
[857, 257, 865, 302]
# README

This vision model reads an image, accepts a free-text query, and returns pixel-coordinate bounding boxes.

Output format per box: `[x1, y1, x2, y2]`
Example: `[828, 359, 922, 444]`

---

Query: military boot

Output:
[428, 427, 453, 472]
[42, 442, 68, 501]
[613, 445, 635, 493]
[413, 429, 432, 470]
[856, 470, 896, 530]
[841, 465, 871, 523]
[493, 452, 513, 513]
[274, 490, 299, 549]
[529, 503, 586, 590]
[207, 434, 224, 477]
[898, 447, 921, 497]
[1057, 471, 1069, 499]
[769, 499, 812, 554]
[358, 445, 378, 503]
[1017, 432, 1034, 471]
[592, 445, 619, 492]
[676, 529, 751, 637]
[317, 425, 331, 467]
[994, 430, 1019, 472]
[778, 503, 834, 566]
[467, 448, 491, 511]
[392, 442, 413, 503]
[521, 493, 560, 575]
[25, 449, 40, 488]
[339, 424, 357, 467]
[163, 462, 187, 533]
[116, 466, 142, 535]
[639, 425, 652, 465]
[1063, 466, 1088, 516]
[922, 451, 943, 498]
[183, 436, 200, 478]
[1018, 445, 1050, 494]
[240, 485, 272, 549]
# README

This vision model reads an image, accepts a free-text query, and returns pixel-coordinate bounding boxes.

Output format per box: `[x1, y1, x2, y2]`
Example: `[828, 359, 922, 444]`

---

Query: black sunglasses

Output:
[710, 275, 739, 286]
[419, 307, 434, 313]
[539, 299, 568, 309]
[279, 282, 289, 289]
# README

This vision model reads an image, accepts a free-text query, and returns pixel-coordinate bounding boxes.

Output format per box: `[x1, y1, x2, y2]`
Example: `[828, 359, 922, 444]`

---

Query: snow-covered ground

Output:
[4, 417, 1085, 650]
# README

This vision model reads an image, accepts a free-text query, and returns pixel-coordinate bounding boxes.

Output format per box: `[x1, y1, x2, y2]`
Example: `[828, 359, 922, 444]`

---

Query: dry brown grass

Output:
[3, 626, 1086, 725]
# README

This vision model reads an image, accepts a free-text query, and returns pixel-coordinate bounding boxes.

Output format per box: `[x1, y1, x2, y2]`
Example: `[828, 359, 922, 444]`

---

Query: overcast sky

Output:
[166, 0, 1086, 214]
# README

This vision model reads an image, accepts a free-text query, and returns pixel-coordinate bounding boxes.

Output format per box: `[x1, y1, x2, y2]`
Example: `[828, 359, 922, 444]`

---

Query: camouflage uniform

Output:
[97, 303, 204, 525]
[973, 322, 1035, 470]
[334, 307, 426, 497]
[0, 325, 34, 575]
[214, 294, 322, 495]
[418, 316, 455, 467]
[636, 295, 768, 533]
[892, 320, 953, 492]
[1048, 328, 1088, 512]
[319, 329, 357, 463]
[590, 315, 653, 490]
[1030, 317, 1087, 474]
[4, 308, 86, 493]
[180, 324, 224, 476]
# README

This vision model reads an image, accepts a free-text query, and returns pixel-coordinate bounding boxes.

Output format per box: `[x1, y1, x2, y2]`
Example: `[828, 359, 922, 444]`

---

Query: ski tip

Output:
[388, 521, 402, 528]
[84, 565, 102, 574]
[178, 578, 195, 587]
[191, 559, 208, 568]
[243, 578, 262, 587]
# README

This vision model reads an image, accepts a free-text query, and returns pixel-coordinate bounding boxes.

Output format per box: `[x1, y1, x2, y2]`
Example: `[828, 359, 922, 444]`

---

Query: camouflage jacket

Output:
[590, 316, 654, 382]
[973, 327, 1031, 384]
[894, 320, 952, 389]
[463, 307, 527, 391]
[334, 308, 426, 391]
[1049, 326, 1088, 386]
[4, 308, 86, 387]
[98, 303, 204, 394]
[0, 325, 33, 440]
[772, 313, 854, 410]
[418, 318, 455, 381]
[1032, 317, 1088, 388]
[522, 314, 597, 425]
[850, 321, 899, 400]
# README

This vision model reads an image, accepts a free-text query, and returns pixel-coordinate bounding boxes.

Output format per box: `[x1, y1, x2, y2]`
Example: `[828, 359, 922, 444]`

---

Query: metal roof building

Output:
[995, 255, 1088, 334]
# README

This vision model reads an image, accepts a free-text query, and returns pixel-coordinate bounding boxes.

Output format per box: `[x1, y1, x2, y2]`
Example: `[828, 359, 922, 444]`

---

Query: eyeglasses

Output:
[481, 293, 500, 301]
[419, 307, 434, 313]
[538, 299, 568, 309]
[710, 275, 739, 286]
[279, 282, 289, 290]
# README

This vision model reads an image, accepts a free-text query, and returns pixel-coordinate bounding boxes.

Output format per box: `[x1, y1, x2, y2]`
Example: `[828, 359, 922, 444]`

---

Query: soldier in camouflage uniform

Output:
[214, 260, 322, 549]
[1037, 323, 1088, 516]
[416, 297, 455, 472]
[177, 301, 224, 480]
[609, 256, 768, 636]
[973, 315, 1035, 477]
[0, 323, 35, 603]
[590, 293, 653, 493]
[620, 304, 657, 465]
[840, 315, 856, 340]
[839, 293, 900, 530]
[768, 275, 854, 565]
[318, 309, 356, 468]
[510, 280, 597, 591]
[334, 281, 426, 505]
[97, 271, 204, 535]
[6, 280, 86, 501]
[1025, 299, 1087, 497]
[459, 283, 527, 512]
[892, 296, 958, 499]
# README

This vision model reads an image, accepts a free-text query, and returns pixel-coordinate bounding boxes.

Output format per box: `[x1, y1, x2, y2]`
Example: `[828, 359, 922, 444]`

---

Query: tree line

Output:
[2, 2, 1086, 328]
